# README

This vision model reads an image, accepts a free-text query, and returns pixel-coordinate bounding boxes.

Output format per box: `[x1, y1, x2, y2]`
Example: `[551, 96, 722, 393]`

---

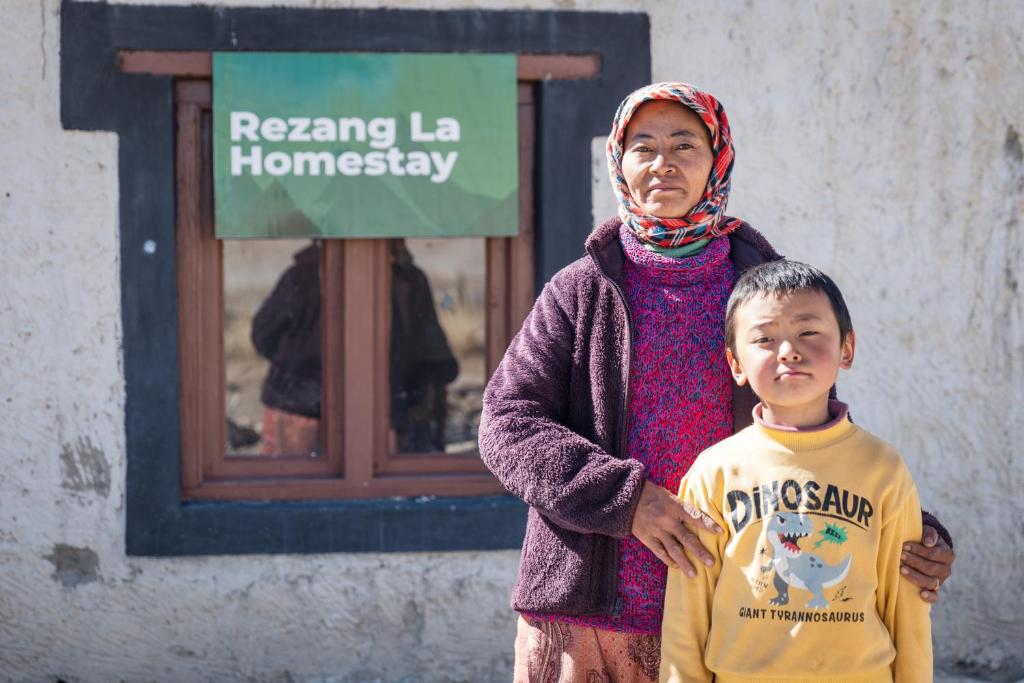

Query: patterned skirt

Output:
[514, 616, 661, 683]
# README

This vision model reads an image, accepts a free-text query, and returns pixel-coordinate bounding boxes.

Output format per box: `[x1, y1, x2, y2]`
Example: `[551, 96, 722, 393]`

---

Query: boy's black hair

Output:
[725, 259, 854, 352]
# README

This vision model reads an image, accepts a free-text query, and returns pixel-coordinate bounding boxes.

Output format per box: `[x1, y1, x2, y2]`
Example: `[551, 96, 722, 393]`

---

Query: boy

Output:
[660, 260, 931, 683]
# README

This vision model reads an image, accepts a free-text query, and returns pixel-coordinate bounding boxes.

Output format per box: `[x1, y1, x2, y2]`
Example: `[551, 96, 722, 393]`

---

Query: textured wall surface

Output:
[1, 0, 1021, 680]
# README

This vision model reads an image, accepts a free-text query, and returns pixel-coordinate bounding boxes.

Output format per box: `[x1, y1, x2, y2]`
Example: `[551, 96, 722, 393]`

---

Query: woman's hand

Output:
[900, 524, 954, 603]
[631, 480, 722, 577]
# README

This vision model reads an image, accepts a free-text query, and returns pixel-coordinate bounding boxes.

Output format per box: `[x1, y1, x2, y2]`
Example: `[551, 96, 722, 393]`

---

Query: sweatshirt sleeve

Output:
[659, 470, 725, 683]
[478, 276, 645, 537]
[876, 482, 932, 682]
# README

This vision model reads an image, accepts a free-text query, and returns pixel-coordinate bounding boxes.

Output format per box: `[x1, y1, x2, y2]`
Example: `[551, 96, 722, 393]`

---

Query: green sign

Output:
[213, 52, 518, 239]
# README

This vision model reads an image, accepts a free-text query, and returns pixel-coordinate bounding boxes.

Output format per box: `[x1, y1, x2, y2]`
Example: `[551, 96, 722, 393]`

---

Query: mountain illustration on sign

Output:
[311, 171, 515, 237]
[230, 176, 321, 237]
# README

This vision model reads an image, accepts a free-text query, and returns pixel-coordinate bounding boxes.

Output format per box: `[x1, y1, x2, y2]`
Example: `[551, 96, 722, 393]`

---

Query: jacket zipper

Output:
[586, 243, 634, 616]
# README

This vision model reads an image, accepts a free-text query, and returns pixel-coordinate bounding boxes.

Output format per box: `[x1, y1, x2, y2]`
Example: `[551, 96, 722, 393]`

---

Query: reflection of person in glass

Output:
[389, 239, 459, 453]
[251, 240, 458, 456]
[251, 242, 322, 455]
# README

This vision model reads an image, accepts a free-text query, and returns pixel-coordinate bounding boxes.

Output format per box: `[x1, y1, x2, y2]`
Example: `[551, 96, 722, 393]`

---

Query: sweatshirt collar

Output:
[752, 400, 856, 450]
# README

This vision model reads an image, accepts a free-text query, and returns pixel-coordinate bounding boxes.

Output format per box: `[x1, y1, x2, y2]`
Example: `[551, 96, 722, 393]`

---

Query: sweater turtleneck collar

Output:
[619, 224, 730, 281]
[752, 400, 856, 450]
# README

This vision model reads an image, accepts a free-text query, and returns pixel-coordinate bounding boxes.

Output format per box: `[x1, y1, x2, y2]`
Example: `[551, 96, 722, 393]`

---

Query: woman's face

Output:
[621, 100, 714, 218]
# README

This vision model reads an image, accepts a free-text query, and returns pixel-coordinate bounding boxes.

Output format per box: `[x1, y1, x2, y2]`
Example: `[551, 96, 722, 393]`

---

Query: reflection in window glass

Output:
[224, 239, 321, 457]
[390, 238, 485, 455]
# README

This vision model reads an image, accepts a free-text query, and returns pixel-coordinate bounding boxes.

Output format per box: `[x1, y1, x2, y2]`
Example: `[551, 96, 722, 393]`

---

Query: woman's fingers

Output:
[899, 563, 942, 604]
[648, 534, 698, 579]
[900, 529, 953, 605]
[653, 506, 714, 573]
[646, 536, 674, 570]
[902, 541, 954, 575]
[901, 530, 954, 593]
[898, 562, 935, 588]
[671, 522, 714, 568]
[658, 533, 698, 578]
[658, 520, 705, 573]
[681, 500, 724, 533]
[630, 480, 719, 576]
[900, 547, 951, 583]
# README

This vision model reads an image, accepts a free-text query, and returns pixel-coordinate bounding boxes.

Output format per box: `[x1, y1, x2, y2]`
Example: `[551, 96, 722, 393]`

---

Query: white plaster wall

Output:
[0, 0, 1020, 680]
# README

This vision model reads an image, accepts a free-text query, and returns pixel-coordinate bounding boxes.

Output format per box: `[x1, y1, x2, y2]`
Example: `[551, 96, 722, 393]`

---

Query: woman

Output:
[478, 82, 954, 681]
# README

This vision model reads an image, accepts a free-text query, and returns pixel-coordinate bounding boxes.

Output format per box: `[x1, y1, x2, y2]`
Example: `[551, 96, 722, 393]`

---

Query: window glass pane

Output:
[390, 238, 485, 455]
[224, 239, 322, 457]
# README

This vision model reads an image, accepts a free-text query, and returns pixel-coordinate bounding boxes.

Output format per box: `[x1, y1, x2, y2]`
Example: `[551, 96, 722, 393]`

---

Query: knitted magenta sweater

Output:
[544, 227, 735, 634]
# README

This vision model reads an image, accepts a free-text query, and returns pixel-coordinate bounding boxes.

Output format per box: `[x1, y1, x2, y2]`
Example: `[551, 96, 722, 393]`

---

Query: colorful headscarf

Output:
[607, 82, 742, 248]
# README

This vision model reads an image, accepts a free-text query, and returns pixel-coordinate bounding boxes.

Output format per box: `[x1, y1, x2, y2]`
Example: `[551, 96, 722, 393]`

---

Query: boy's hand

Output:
[900, 525, 954, 603]
[631, 480, 723, 577]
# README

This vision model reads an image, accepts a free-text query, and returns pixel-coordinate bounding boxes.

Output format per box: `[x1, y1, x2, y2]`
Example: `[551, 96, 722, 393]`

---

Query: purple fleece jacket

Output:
[478, 217, 779, 616]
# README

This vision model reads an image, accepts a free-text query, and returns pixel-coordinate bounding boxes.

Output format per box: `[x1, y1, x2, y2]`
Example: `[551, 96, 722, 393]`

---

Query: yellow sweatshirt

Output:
[660, 406, 931, 683]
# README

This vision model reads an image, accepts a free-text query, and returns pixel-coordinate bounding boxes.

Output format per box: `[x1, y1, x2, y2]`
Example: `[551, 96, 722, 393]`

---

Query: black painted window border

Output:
[60, 0, 650, 556]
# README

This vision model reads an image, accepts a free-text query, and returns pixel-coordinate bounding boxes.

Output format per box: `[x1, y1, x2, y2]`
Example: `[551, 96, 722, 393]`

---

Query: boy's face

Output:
[727, 289, 855, 427]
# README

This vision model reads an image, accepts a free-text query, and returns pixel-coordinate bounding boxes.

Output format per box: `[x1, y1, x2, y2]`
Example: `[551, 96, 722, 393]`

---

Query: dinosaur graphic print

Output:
[763, 511, 852, 609]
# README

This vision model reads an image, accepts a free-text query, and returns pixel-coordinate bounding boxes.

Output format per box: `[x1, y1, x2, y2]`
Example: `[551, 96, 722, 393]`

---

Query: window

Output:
[62, 1, 648, 553]
[169, 70, 540, 500]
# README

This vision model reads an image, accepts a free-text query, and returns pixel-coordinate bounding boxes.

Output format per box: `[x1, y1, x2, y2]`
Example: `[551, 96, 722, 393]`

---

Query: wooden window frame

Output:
[65, 1, 650, 555]
[133, 51, 596, 501]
